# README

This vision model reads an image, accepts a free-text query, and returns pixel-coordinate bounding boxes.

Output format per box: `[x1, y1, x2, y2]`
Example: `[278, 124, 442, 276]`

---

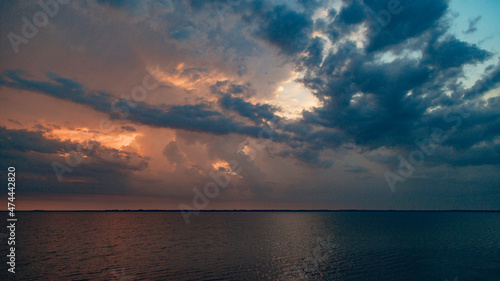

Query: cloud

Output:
[121, 125, 137, 132]
[424, 36, 491, 70]
[1, 0, 499, 210]
[2, 0, 498, 172]
[288, 0, 499, 169]
[464, 60, 500, 100]
[249, 3, 313, 55]
[218, 94, 279, 125]
[210, 80, 256, 98]
[0, 69, 344, 168]
[162, 140, 186, 165]
[337, 0, 365, 25]
[463, 16, 481, 34]
[96, 0, 174, 18]
[364, 0, 449, 53]
[0, 126, 148, 196]
[299, 36, 326, 70]
[0, 70, 285, 139]
[0, 126, 72, 154]
[7, 119, 22, 126]
[278, 147, 334, 168]
[169, 26, 196, 40]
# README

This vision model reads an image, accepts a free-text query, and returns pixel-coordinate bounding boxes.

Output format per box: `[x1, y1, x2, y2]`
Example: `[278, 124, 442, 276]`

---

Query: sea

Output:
[0, 211, 499, 280]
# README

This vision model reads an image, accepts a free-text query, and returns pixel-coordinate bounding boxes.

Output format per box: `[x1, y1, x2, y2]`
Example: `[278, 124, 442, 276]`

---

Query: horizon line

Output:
[3, 209, 499, 212]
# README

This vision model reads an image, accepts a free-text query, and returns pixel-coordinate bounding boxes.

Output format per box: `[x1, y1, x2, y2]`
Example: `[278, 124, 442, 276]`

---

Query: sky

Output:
[0, 0, 499, 210]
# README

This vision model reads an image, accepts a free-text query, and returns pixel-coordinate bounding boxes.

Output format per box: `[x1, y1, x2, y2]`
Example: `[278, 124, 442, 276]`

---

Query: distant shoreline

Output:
[2, 210, 499, 212]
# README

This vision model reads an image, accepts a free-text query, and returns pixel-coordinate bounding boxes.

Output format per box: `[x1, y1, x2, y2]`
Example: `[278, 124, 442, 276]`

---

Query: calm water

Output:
[1, 211, 499, 280]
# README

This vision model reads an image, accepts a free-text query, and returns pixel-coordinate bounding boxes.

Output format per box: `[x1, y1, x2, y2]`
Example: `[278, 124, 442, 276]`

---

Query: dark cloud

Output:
[463, 16, 481, 34]
[210, 80, 255, 98]
[249, 3, 313, 55]
[121, 125, 137, 132]
[0, 70, 285, 139]
[296, 0, 329, 16]
[424, 36, 491, 70]
[7, 119, 22, 126]
[364, 0, 449, 53]
[97, 0, 133, 8]
[320, 0, 448, 54]
[218, 94, 278, 125]
[343, 163, 371, 175]
[0, 70, 337, 168]
[0, 126, 71, 154]
[278, 147, 334, 168]
[288, 0, 499, 169]
[0, 127, 148, 196]
[2, 0, 499, 175]
[33, 123, 54, 132]
[0, 70, 111, 112]
[180, 67, 208, 82]
[299, 36, 325, 70]
[464, 60, 500, 100]
[169, 26, 196, 40]
[338, 0, 365, 25]
[162, 140, 186, 165]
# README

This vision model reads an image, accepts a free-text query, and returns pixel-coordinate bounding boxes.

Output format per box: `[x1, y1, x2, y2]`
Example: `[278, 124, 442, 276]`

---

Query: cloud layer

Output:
[0, 0, 499, 209]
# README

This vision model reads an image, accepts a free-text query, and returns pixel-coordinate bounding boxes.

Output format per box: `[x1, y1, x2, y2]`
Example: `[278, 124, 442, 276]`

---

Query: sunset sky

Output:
[1, 0, 499, 210]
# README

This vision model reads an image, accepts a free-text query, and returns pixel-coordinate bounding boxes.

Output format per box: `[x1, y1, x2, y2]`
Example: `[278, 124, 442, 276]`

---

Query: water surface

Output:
[1, 211, 499, 280]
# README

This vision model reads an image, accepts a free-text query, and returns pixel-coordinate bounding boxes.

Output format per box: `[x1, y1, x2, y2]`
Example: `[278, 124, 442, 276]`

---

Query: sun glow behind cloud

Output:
[268, 72, 320, 119]
[148, 63, 229, 93]
[49, 127, 140, 150]
[212, 160, 230, 171]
